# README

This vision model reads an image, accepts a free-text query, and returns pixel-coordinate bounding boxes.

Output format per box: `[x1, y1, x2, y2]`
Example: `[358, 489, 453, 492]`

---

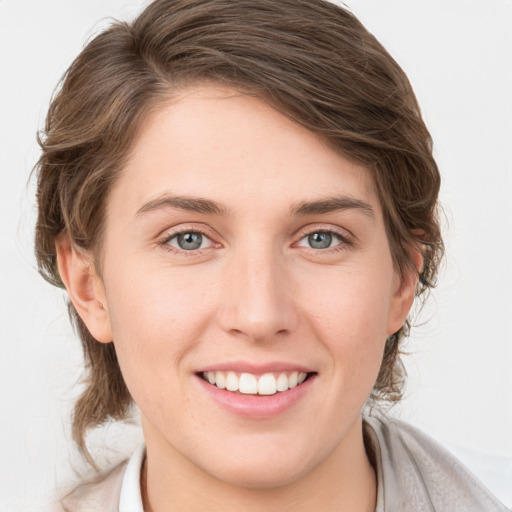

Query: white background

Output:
[1, 0, 511, 510]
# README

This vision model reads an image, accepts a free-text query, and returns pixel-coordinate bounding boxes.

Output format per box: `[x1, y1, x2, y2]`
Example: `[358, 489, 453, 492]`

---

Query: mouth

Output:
[199, 370, 314, 396]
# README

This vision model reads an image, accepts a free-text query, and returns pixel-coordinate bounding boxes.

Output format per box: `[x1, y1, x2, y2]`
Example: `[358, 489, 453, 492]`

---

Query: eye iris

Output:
[177, 232, 202, 250]
[308, 232, 332, 249]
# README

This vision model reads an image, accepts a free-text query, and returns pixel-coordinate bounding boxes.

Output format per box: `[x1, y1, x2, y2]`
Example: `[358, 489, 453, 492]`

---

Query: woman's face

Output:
[85, 84, 414, 487]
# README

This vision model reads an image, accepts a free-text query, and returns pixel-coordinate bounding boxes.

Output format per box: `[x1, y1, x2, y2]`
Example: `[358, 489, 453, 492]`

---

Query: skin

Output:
[57, 84, 419, 511]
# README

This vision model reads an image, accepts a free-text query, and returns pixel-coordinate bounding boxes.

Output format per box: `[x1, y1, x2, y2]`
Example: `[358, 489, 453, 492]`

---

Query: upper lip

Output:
[196, 361, 315, 374]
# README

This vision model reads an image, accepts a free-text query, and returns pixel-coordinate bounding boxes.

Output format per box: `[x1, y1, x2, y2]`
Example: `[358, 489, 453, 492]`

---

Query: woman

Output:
[33, 0, 507, 510]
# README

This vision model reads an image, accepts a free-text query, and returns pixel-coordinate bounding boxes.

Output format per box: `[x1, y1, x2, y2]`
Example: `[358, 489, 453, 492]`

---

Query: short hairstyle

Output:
[34, 0, 443, 460]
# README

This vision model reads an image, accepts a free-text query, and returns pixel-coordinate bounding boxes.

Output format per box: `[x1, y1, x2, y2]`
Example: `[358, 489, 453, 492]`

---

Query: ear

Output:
[55, 235, 113, 344]
[387, 244, 423, 336]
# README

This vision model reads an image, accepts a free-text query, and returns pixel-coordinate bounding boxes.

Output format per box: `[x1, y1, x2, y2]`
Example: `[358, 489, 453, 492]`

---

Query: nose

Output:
[217, 246, 298, 343]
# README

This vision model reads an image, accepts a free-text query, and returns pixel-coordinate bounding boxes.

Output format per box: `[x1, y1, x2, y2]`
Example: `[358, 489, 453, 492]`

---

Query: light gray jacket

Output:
[55, 417, 509, 511]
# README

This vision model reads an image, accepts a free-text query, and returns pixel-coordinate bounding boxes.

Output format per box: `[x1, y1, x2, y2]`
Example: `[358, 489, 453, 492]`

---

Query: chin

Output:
[196, 440, 321, 490]
[211, 460, 311, 490]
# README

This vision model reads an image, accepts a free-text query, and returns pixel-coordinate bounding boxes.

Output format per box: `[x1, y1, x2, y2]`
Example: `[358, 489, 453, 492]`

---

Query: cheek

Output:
[297, 265, 392, 380]
[301, 264, 393, 335]
[102, 259, 215, 386]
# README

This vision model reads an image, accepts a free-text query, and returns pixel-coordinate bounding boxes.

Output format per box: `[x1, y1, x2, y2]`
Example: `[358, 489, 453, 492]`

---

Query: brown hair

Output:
[34, 0, 443, 461]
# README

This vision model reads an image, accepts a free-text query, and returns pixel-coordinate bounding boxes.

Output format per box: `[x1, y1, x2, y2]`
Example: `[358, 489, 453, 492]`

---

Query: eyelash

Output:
[293, 226, 354, 253]
[157, 227, 218, 257]
[157, 226, 354, 256]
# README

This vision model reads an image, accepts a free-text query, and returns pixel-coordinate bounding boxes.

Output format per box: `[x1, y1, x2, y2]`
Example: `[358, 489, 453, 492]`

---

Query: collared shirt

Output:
[119, 443, 145, 512]
[59, 416, 509, 511]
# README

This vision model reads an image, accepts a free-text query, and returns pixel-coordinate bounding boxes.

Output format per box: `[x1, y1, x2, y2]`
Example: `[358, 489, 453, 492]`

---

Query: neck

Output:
[141, 416, 376, 512]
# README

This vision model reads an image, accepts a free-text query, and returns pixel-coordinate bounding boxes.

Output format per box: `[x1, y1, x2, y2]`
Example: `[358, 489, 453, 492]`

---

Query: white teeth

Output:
[258, 373, 277, 395]
[215, 371, 226, 389]
[226, 371, 239, 392]
[202, 370, 309, 395]
[276, 373, 289, 392]
[239, 373, 258, 394]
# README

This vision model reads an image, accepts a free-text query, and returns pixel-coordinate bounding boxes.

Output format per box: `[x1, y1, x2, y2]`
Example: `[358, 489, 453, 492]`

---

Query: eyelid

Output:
[156, 222, 355, 255]
[166, 232, 214, 250]
[292, 224, 354, 243]
[291, 224, 356, 254]
[156, 223, 222, 253]
[295, 231, 342, 248]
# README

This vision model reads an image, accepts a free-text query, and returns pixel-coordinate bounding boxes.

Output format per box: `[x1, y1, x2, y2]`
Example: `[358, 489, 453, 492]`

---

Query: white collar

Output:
[119, 443, 146, 512]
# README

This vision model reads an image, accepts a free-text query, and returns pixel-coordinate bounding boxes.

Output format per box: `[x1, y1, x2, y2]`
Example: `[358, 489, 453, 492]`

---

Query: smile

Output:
[201, 371, 309, 395]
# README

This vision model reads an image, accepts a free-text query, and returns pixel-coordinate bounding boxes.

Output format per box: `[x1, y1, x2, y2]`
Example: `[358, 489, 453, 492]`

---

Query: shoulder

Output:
[364, 415, 509, 512]
[51, 460, 128, 512]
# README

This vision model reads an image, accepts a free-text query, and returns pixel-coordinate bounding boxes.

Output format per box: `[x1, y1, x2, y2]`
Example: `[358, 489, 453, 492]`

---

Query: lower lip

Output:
[196, 375, 316, 419]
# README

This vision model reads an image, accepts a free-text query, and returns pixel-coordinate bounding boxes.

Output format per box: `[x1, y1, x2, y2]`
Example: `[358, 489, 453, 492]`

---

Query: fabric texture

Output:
[54, 462, 127, 512]
[55, 416, 509, 511]
[364, 416, 508, 511]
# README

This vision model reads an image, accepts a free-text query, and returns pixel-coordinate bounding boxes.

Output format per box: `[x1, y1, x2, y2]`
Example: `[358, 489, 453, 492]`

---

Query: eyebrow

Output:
[136, 194, 228, 216]
[290, 196, 375, 218]
[136, 193, 374, 219]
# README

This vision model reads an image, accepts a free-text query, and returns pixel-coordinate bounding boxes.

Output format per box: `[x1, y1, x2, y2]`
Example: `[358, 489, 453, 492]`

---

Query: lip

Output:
[197, 361, 315, 375]
[195, 371, 317, 419]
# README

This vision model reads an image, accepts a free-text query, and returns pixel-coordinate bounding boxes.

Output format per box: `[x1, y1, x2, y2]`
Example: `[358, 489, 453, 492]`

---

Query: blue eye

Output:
[167, 232, 210, 251]
[177, 232, 203, 250]
[308, 232, 333, 249]
[298, 231, 343, 250]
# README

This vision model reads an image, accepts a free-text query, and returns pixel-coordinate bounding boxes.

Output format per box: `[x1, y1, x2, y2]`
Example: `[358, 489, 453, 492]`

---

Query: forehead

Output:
[112, 84, 380, 218]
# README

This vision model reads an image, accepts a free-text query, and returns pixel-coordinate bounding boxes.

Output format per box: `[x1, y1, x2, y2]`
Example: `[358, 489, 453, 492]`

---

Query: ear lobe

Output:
[55, 236, 113, 344]
[387, 245, 423, 336]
